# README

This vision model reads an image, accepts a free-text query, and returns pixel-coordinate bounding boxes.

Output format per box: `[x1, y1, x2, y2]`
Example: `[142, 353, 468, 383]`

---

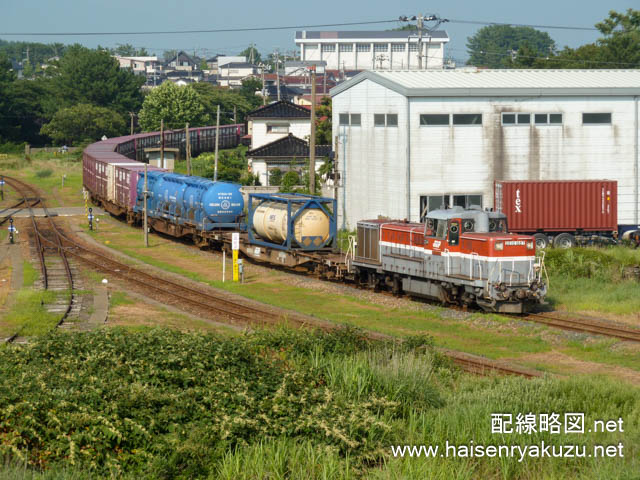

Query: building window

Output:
[267, 124, 289, 134]
[374, 114, 398, 127]
[420, 194, 483, 221]
[356, 43, 370, 52]
[534, 113, 563, 125]
[305, 44, 319, 50]
[420, 114, 449, 126]
[321, 44, 336, 52]
[391, 44, 405, 52]
[374, 43, 388, 52]
[408, 44, 419, 52]
[339, 113, 361, 126]
[339, 44, 353, 52]
[453, 114, 482, 125]
[583, 113, 611, 125]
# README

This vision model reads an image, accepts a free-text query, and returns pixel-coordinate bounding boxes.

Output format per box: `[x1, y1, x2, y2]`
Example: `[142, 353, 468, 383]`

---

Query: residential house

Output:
[217, 62, 257, 87]
[246, 101, 330, 186]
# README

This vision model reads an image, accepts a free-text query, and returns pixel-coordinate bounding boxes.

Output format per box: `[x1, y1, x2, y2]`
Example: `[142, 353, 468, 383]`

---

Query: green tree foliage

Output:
[279, 170, 302, 192]
[268, 168, 283, 186]
[40, 103, 126, 145]
[540, 9, 640, 68]
[49, 45, 145, 115]
[189, 147, 257, 185]
[138, 82, 209, 131]
[316, 96, 332, 145]
[191, 82, 255, 124]
[0, 39, 66, 65]
[466, 25, 556, 68]
[163, 49, 178, 62]
[239, 45, 261, 63]
[109, 43, 149, 56]
[239, 77, 263, 109]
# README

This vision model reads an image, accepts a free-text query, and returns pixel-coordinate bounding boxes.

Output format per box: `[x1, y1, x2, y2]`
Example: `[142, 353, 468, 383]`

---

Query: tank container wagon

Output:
[133, 171, 245, 236]
[351, 206, 547, 313]
[238, 193, 342, 272]
[495, 180, 640, 248]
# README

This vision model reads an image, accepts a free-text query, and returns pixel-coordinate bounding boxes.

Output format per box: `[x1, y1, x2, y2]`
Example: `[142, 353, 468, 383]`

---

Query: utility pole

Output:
[233, 105, 237, 124]
[129, 112, 135, 135]
[185, 122, 191, 176]
[144, 163, 149, 247]
[214, 105, 220, 181]
[309, 66, 317, 195]
[261, 63, 266, 105]
[276, 50, 281, 101]
[417, 14, 424, 70]
[160, 119, 165, 169]
[333, 135, 339, 202]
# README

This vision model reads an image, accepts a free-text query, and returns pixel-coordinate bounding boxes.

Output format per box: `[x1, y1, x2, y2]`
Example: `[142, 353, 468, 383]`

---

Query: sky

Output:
[2, 0, 635, 62]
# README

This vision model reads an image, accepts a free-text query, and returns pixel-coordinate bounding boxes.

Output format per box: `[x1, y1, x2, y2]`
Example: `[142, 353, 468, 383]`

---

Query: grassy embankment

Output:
[0, 328, 637, 479]
[0, 152, 85, 207]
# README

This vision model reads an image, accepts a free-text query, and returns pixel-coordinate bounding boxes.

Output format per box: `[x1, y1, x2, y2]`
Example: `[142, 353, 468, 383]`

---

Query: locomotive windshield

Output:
[489, 219, 507, 233]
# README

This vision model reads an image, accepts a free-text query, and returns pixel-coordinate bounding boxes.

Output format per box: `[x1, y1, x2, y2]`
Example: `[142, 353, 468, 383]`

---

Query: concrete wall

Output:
[333, 79, 640, 229]
[300, 41, 444, 70]
[332, 80, 408, 229]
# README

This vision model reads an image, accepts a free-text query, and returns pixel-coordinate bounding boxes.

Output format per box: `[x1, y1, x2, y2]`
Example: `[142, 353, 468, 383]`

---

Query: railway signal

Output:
[8, 217, 15, 244]
[88, 207, 94, 231]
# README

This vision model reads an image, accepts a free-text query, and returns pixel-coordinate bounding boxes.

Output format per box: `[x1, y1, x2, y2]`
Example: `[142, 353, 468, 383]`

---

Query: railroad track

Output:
[3, 177, 75, 342]
[1, 176, 550, 378]
[519, 312, 640, 343]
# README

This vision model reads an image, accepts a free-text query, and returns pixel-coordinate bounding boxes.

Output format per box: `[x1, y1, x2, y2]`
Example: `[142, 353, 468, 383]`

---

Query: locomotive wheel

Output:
[533, 233, 549, 249]
[553, 233, 576, 249]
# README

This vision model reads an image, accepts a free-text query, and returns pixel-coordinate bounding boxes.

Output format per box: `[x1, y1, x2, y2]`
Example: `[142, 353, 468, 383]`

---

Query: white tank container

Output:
[253, 201, 330, 246]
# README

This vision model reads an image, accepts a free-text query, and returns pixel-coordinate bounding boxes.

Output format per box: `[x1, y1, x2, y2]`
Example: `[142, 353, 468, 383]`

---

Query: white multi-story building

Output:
[330, 69, 640, 232]
[295, 30, 449, 71]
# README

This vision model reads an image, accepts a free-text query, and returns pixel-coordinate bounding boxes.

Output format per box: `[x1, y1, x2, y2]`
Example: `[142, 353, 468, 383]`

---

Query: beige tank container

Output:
[252, 201, 330, 246]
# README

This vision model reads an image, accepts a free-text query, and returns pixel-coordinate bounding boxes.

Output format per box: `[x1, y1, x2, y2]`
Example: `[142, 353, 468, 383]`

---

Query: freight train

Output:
[82, 128, 547, 313]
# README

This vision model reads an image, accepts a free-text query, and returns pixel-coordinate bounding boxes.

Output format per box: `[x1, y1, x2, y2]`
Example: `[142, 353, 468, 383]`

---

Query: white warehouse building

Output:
[295, 30, 449, 71]
[330, 69, 640, 232]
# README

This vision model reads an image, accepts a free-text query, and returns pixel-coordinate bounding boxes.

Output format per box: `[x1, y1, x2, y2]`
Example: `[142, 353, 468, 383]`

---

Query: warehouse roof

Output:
[330, 69, 640, 97]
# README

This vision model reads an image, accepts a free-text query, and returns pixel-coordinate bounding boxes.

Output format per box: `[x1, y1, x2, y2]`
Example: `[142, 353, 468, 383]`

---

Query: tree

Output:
[111, 44, 149, 57]
[40, 103, 126, 145]
[239, 77, 263, 109]
[49, 45, 145, 115]
[280, 171, 301, 192]
[268, 168, 283, 186]
[466, 25, 556, 68]
[239, 45, 261, 63]
[316, 96, 332, 145]
[138, 82, 209, 131]
[520, 9, 640, 69]
[191, 82, 254, 124]
[163, 50, 178, 63]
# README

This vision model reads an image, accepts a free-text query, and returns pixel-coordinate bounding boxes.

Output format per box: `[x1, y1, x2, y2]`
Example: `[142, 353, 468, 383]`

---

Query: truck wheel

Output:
[553, 233, 576, 249]
[533, 233, 549, 249]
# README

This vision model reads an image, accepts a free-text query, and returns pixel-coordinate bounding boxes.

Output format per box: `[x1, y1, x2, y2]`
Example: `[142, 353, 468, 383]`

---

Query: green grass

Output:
[546, 275, 640, 315]
[1, 289, 59, 336]
[0, 328, 637, 479]
[109, 291, 135, 308]
[22, 261, 38, 287]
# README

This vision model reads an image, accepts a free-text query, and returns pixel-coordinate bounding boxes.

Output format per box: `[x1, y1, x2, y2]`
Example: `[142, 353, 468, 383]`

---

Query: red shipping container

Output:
[494, 180, 617, 233]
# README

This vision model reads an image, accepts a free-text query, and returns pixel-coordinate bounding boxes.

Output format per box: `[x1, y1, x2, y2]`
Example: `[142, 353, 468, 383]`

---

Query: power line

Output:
[446, 18, 598, 31]
[0, 19, 399, 36]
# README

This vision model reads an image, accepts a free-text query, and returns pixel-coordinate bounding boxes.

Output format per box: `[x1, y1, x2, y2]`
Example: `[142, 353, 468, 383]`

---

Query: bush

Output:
[34, 168, 52, 178]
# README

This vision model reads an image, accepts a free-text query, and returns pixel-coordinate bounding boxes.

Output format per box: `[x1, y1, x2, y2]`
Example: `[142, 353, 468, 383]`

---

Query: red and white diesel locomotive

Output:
[351, 206, 547, 313]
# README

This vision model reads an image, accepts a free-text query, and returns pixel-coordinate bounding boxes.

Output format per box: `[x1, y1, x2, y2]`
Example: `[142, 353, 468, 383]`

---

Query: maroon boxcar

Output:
[494, 180, 617, 248]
